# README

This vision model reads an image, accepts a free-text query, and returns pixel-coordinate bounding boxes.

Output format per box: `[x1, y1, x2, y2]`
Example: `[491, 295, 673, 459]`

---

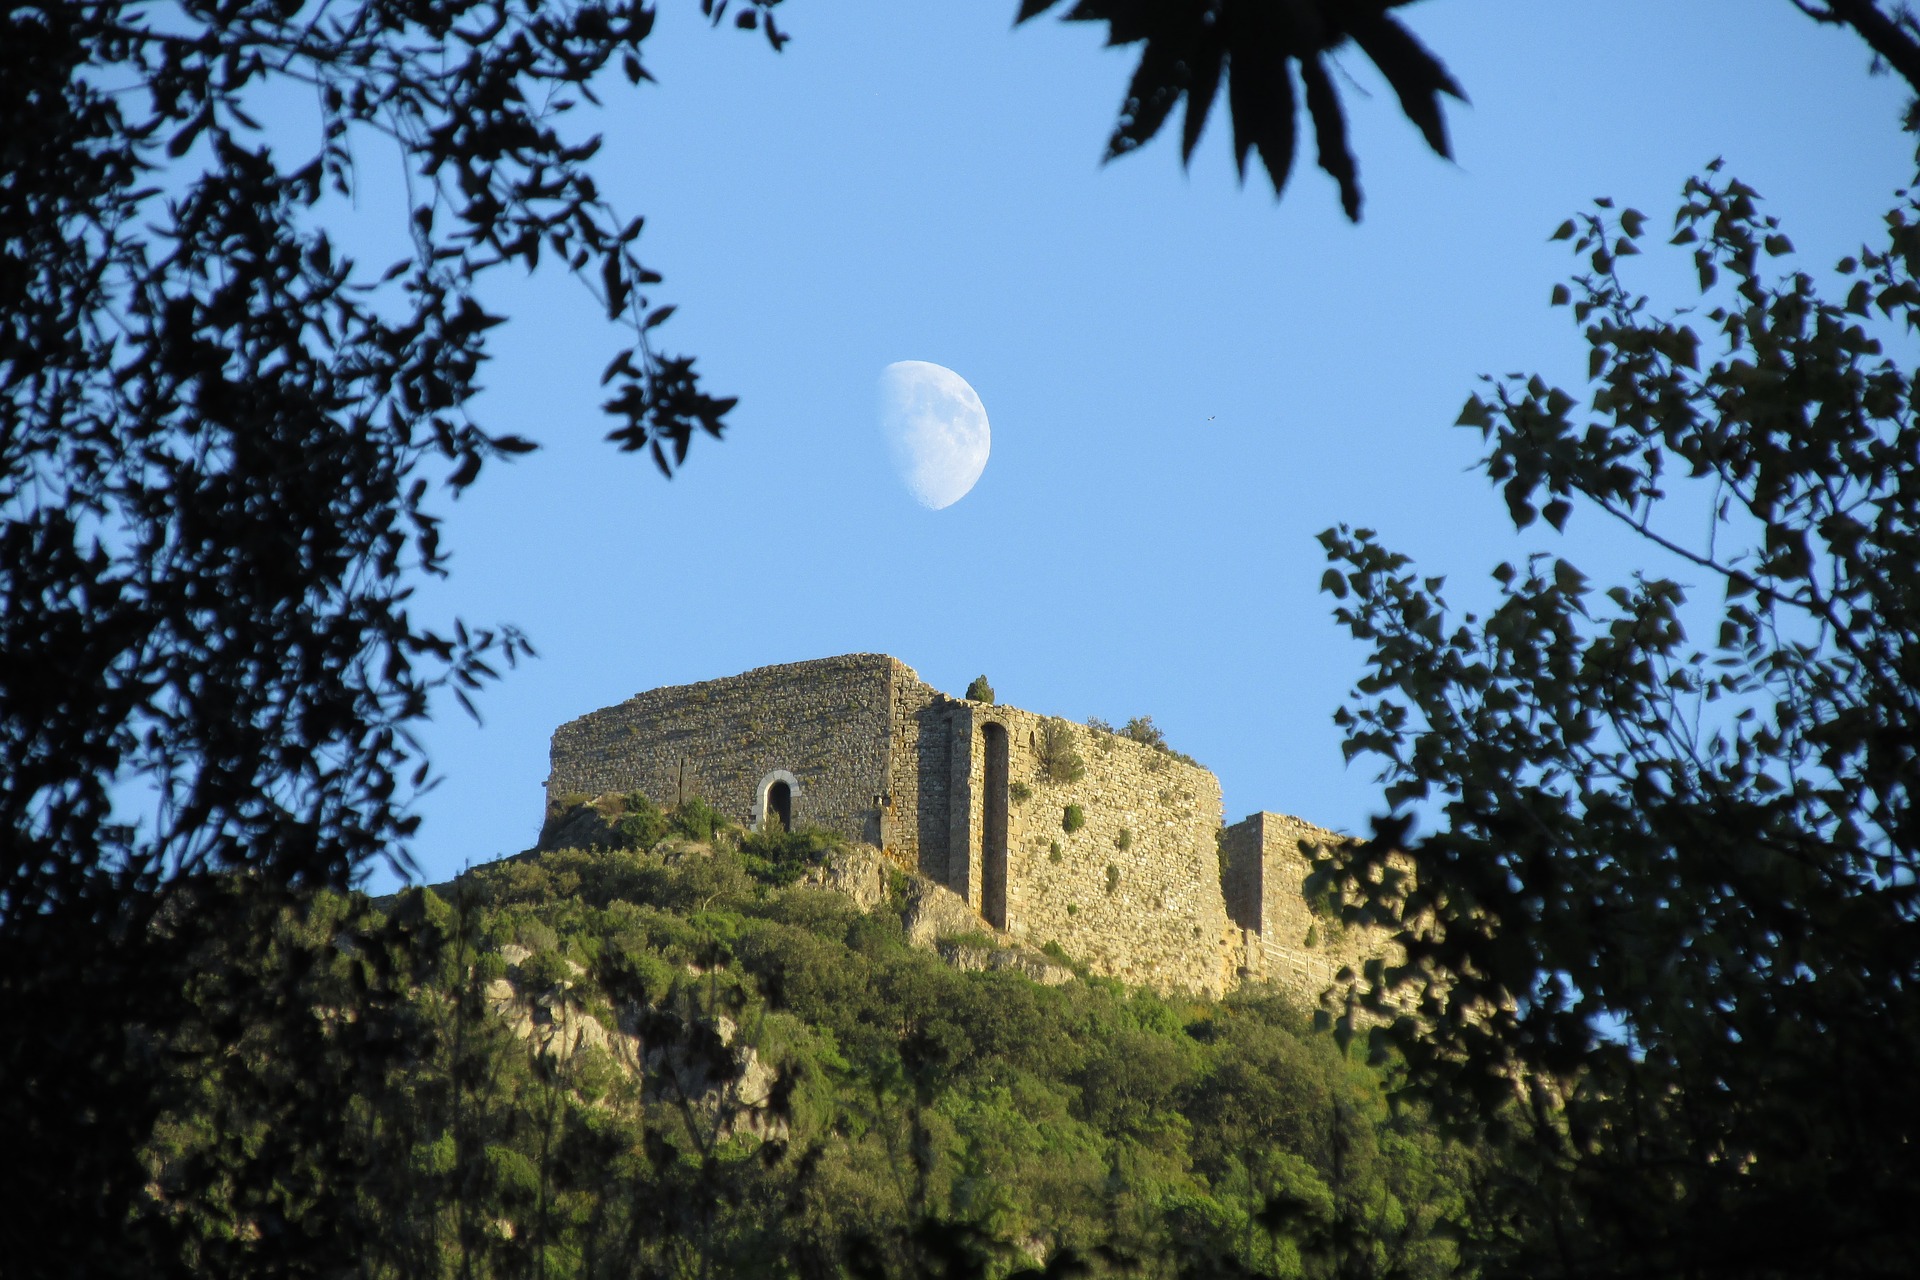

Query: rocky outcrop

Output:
[934, 940, 1074, 986]
[899, 875, 984, 949]
[485, 974, 638, 1072]
[483, 964, 787, 1141]
[799, 844, 891, 912]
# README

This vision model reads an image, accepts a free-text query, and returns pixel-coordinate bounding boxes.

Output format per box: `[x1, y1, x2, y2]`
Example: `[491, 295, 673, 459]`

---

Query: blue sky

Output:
[378, 1, 1912, 889]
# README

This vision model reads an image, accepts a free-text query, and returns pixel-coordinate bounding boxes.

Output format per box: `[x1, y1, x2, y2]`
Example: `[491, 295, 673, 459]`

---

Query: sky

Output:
[370, 0, 1913, 890]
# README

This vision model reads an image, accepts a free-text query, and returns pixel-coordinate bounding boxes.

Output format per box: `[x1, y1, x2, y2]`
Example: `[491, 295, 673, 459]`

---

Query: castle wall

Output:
[545, 655, 895, 841]
[881, 667, 956, 882]
[1222, 811, 1394, 1010]
[949, 706, 1237, 998]
[545, 654, 1396, 1007]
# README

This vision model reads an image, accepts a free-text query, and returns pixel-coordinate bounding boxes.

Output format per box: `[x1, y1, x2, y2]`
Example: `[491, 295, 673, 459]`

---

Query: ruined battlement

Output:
[547, 655, 1388, 1001]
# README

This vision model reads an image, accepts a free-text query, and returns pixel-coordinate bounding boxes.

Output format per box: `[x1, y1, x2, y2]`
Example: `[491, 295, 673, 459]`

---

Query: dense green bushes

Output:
[136, 830, 1474, 1278]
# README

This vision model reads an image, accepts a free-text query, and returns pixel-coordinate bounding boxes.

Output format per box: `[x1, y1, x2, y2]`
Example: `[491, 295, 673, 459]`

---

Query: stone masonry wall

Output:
[546, 655, 895, 841]
[882, 664, 957, 882]
[948, 705, 1237, 998]
[545, 655, 1394, 1006]
[1222, 811, 1396, 1011]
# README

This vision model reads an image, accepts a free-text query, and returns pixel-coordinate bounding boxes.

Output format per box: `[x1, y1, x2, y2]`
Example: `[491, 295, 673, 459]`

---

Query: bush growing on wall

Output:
[1122, 716, 1166, 750]
[964, 675, 995, 703]
[1037, 718, 1087, 784]
[1009, 781, 1033, 805]
[1116, 828, 1133, 852]
[1121, 715, 1201, 768]
[1062, 804, 1086, 834]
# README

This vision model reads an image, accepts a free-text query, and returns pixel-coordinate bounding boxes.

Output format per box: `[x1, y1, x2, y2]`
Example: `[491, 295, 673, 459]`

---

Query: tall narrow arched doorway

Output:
[754, 769, 800, 833]
[981, 722, 1009, 929]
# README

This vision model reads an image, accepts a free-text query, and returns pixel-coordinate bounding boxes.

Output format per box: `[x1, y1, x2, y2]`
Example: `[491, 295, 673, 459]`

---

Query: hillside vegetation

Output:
[142, 796, 1476, 1278]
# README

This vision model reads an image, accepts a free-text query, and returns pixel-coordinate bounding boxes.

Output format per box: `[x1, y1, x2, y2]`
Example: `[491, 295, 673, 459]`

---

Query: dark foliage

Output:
[1019, 1, 1920, 223]
[1317, 166, 1920, 1277]
[0, 2, 780, 1271]
[1016, 0, 1465, 219]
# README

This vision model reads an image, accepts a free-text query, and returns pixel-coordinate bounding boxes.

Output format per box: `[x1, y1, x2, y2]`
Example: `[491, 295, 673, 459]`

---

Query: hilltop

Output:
[142, 799, 1471, 1278]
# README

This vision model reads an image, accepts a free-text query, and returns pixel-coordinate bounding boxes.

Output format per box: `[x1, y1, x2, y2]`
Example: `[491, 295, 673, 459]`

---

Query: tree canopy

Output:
[1317, 162, 1920, 1277]
[2, 1, 772, 1266]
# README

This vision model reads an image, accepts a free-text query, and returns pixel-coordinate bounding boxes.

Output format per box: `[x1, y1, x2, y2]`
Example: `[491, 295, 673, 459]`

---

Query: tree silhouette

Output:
[1020, 1, 1920, 220]
[0, 2, 779, 1270]
[1318, 163, 1920, 1278]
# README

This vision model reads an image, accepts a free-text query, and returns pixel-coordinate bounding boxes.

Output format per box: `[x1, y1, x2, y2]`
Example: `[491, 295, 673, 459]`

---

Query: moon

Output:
[877, 361, 990, 510]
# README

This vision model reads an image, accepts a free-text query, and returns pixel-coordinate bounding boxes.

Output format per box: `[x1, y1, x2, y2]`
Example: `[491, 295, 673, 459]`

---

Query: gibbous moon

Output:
[877, 361, 990, 510]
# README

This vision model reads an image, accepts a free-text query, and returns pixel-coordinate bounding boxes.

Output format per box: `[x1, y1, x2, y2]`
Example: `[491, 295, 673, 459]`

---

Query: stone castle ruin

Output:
[546, 654, 1391, 1002]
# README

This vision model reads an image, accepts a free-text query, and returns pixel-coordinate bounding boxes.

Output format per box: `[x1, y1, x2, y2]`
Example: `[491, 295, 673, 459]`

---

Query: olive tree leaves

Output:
[1017, 0, 1464, 219]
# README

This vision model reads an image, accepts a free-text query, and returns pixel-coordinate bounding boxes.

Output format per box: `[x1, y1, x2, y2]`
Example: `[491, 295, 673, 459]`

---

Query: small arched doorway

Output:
[981, 722, 1010, 929]
[754, 769, 800, 833]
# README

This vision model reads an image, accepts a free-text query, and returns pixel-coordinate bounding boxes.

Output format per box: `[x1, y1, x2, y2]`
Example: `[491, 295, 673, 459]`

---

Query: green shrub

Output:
[597, 933, 677, 1004]
[739, 824, 844, 886]
[1009, 780, 1032, 804]
[1062, 804, 1086, 834]
[669, 797, 729, 843]
[511, 918, 560, 954]
[1119, 714, 1202, 767]
[1116, 827, 1133, 851]
[1037, 718, 1087, 785]
[1066, 903, 1079, 916]
[939, 930, 996, 951]
[965, 674, 995, 703]
[612, 792, 669, 850]
[1049, 840, 1064, 864]
[1106, 864, 1121, 895]
[517, 948, 574, 992]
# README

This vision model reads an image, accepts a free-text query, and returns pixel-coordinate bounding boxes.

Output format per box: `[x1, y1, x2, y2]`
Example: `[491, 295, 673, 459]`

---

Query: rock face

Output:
[934, 940, 1074, 986]
[899, 874, 983, 949]
[801, 841, 1076, 984]
[485, 975, 635, 1071]
[483, 968, 788, 1142]
[800, 844, 891, 912]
